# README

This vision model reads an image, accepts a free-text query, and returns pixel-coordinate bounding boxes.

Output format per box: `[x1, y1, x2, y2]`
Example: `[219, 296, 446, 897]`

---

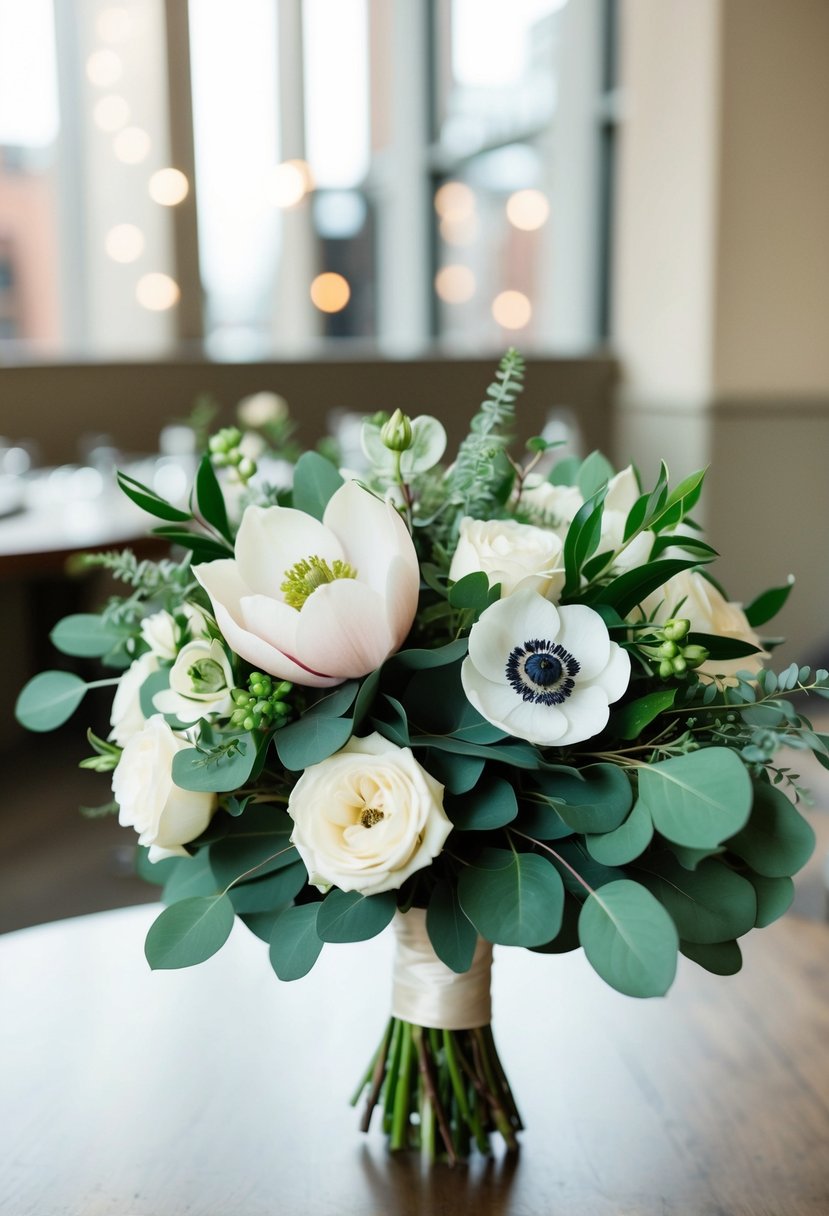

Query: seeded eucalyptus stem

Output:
[352, 1018, 522, 1164]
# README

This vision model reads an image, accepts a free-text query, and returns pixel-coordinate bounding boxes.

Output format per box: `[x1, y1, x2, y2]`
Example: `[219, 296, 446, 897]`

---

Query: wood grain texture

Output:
[2, 904, 828, 1215]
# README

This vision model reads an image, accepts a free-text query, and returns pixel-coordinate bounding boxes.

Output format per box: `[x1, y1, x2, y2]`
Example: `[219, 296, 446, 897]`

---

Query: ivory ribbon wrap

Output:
[390, 908, 492, 1030]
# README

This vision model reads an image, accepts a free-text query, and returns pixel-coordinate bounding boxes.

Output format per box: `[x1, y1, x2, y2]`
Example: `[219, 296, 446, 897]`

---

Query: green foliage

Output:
[680, 939, 742, 976]
[269, 904, 324, 980]
[585, 799, 653, 865]
[446, 776, 517, 831]
[15, 671, 88, 732]
[458, 848, 564, 947]
[578, 880, 678, 997]
[426, 881, 478, 973]
[117, 469, 192, 522]
[208, 807, 297, 888]
[144, 894, 235, 969]
[275, 715, 353, 770]
[637, 853, 757, 944]
[50, 614, 128, 659]
[727, 780, 815, 877]
[194, 453, 234, 543]
[638, 748, 753, 848]
[172, 732, 259, 793]
[316, 889, 397, 942]
[291, 451, 344, 520]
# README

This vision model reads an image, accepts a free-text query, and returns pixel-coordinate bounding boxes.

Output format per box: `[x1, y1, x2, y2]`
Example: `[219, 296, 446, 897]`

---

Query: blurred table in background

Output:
[2, 904, 828, 1215]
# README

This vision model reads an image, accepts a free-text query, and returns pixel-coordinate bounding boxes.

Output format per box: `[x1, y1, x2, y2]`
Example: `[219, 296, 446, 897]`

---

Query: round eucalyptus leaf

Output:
[727, 781, 816, 877]
[15, 670, 88, 732]
[269, 903, 324, 980]
[426, 880, 477, 973]
[578, 879, 678, 998]
[638, 748, 752, 848]
[458, 849, 564, 947]
[316, 888, 397, 943]
[144, 894, 235, 970]
[680, 939, 743, 976]
[637, 854, 757, 944]
[585, 798, 653, 865]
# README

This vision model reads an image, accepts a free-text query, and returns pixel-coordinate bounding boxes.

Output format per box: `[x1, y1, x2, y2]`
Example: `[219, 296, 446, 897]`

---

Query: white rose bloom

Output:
[521, 478, 583, 540]
[449, 516, 565, 601]
[140, 610, 179, 661]
[152, 639, 235, 725]
[112, 715, 217, 863]
[237, 391, 288, 428]
[597, 466, 654, 573]
[109, 652, 160, 747]
[641, 568, 765, 682]
[461, 587, 630, 747]
[287, 733, 452, 896]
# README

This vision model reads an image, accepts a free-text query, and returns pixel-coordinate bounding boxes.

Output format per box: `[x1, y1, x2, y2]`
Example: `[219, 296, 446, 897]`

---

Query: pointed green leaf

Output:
[269, 903, 324, 980]
[426, 880, 478, 973]
[744, 578, 795, 628]
[316, 888, 397, 942]
[117, 469, 192, 521]
[612, 689, 676, 740]
[291, 451, 344, 520]
[144, 894, 235, 969]
[195, 453, 233, 543]
[577, 450, 615, 498]
[578, 879, 678, 997]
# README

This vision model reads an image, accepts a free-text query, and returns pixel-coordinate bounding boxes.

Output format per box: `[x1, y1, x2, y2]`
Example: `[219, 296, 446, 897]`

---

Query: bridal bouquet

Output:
[17, 351, 826, 1163]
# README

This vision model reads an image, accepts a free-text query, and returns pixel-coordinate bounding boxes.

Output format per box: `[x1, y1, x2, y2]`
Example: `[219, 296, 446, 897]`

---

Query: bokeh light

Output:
[492, 290, 532, 330]
[148, 168, 189, 206]
[435, 265, 476, 304]
[136, 273, 180, 311]
[105, 223, 145, 263]
[310, 272, 351, 313]
[506, 189, 550, 231]
[113, 126, 151, 164]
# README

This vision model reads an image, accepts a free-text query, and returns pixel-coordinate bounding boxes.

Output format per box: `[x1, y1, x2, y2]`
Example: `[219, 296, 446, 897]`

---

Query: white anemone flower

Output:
[461, 588, 630, 747]
[193, 480, 420, 688]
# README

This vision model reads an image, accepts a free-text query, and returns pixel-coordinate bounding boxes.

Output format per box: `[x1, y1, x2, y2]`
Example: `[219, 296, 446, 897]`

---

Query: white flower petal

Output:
[468, 589, 560, 685]
[323, 480, 419, 599]
[554, 686, 611, 746]
[554, 605, 611, 679]
[235, 504, 344, 597]
[579, 641, 630, 703]
[216, 595, 339, 686]
[240, 595, 301, 655]
[461, 661, 569, 746]
[605, 465, 639, 513]
[297, 580, 395, 678]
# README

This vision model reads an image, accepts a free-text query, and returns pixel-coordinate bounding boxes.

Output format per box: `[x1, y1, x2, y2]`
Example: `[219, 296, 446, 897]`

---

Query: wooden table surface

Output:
[2, 903, 828, 1216]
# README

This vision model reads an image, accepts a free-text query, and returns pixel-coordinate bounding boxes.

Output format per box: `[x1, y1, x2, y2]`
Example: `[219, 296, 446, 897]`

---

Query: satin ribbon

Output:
[390, 908, 492, 1030]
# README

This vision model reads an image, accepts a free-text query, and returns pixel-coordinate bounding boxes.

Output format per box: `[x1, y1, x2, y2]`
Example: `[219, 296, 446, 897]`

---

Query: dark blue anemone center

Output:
[524, 653, 562, 686]
[506, 638, 580, 706]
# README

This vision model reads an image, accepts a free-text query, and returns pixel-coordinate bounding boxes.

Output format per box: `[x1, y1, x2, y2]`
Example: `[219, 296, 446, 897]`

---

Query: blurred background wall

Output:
[1, 0, 827, 675]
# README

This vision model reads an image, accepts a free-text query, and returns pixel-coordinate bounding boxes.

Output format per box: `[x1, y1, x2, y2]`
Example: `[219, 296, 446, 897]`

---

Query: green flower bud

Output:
[658, 640, 679, 659]
[208, 434, 227, 454]
[682, 644, 709, 668]
[238, 456, 257, 481]
[380, 408, 414, 453]
[659, 659, 674, 679]
[227, 449, 243, 467]
[222, 426, 242, 447]
[663, 618, 691, 642]
[672, 656, 688, 675]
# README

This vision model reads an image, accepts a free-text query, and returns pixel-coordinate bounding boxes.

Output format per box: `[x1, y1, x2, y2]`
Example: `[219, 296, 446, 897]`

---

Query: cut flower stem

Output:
[352, 1017, 523, 1164]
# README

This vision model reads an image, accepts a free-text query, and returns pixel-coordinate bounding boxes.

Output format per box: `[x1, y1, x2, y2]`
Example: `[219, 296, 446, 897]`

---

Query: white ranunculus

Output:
[152, 639, 235, 725]
[449, 516, 565, 601]
[287, 733, 452, 896]
[640, 569, 765, 681]
[140, 610, 182, 660]
[193, 480, 420, 687]
[461, 587, 630, 747]
[112, 715, 217, 862]
[109, 652, 160, 747]
[520, 478, 584, 540]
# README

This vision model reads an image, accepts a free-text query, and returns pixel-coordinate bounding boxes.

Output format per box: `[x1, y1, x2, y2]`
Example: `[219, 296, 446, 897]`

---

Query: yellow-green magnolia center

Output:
[280, 554, 358, 610]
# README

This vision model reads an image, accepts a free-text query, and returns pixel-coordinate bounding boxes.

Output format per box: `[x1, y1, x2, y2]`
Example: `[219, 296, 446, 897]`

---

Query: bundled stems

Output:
[352, 1018, 523, 1164]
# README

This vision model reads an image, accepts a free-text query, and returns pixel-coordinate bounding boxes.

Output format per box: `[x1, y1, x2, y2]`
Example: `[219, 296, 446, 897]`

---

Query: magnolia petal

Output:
[384, 554, 420, 649]
[215, 596, 340, 687]
[240, 594, 301, 656]
[234, 504, 344, 598]
[296, 579, 395, 678]
[323, 480, 419, 599]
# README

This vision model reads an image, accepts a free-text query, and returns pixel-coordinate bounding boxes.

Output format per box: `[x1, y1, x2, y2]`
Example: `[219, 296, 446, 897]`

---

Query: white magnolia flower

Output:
[112, 715, 216, 862]
[194, 480, 420, 687]
[109, 651, 160, 747]
[640, 568, 765, 682]
[461, 588, 630, 747]
[287, 733, 452, 896]
[449, 516, 565, 601]
[152, 639, 235, 725]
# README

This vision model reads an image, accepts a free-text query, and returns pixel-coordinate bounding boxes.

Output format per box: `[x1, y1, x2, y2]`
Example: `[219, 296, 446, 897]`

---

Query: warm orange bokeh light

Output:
[435, 265, 476, 304]
[506, 189, 550, 231]
[492, 290, 532, 330]
[310, 272, 351, 313]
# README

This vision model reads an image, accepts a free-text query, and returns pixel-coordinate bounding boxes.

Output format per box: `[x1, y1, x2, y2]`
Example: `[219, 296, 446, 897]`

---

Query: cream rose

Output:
[287, 733, 452, 896]
[449, 516, 565, 601]
[152, 639, 234, 725]
[109, 651, 159, 747]
[520, 478, 583, 540]
[112, 715, 217, 862]
[641, 568, 765, 681]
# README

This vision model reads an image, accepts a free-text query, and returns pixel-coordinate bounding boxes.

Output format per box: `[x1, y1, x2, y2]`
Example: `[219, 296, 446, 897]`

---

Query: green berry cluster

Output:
[652, 618, 709, 678]
[208, 426, 257, 483]
[230, 673, 293, 731]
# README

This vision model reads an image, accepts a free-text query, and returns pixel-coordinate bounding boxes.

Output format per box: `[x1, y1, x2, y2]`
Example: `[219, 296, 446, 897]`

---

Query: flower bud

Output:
[672, 656, 688, 675]
[658, 640, 679, 659]
[682, 644, 709, 668]
[659, 659, 675, 679]
[380, 409, 413, 453]
[663, 618, 691, 642]
[237, 456, 257, 481]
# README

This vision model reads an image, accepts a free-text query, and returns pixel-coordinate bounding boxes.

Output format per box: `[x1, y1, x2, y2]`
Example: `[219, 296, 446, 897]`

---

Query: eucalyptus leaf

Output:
[745, 872, 794, 927]
[269, 903, 324, 980]
[536, 764, 633, 834]
[726, 780, 815, 877]
[305, 680, 359, 719]
[50, 614, 126, 658]
[638, 748, 752, 848]
[15, 670, 88, 732]
[229, 861, 307, 913]
[679, 939, 742, 976]
[578, 880, 678, 998]
[144, 894, 235, 970]
[637, 853, 757, 944]
[458, 848, 564, 947]
[422, 748, 485, 795]
[291, 451, 344, 520]
[316, 888, 397, 943]
[447, 775, 518, 831]
[585, 798, 653, 865]
[426, 880, 478, 973]
[391, 638, 469, 670]
[448, 571, 491, 612]
[209, 808, 297, 888]
[162, 850, 218, 904]
[172, 732, 258, 793]
[275, 714, 352, 770]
